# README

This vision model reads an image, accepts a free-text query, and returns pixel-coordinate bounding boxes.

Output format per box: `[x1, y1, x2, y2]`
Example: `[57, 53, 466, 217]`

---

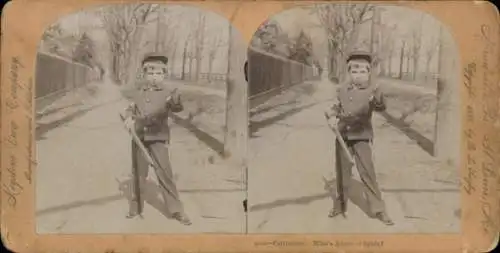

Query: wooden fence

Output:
[168, 72, 227, 81]
[35, 52, 98, 111]
[247, 46, 317, 109]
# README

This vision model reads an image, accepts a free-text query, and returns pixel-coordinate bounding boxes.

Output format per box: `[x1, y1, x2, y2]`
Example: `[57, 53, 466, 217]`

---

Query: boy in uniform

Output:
[325, 51, 394, 226]
[123, 53, 191, 225]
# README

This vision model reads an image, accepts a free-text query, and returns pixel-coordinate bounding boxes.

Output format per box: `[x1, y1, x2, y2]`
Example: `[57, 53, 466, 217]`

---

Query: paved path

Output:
[35, 77, 460, 234]
[36, 80, 245, 234]
[247, 78, 460, 233]
[167, 80, 226, 98]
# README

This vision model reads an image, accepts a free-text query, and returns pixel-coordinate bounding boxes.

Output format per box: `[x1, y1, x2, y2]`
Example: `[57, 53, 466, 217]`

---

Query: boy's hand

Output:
[169, 88, 180, 104]
[369, 83, 386, 111]
[124, 116, 135, 130]
[369, 83, 379, 101]
[324, 111, 339, 128]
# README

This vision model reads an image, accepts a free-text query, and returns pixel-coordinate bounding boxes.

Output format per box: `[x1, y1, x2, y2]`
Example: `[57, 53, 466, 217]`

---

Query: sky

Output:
[48, 3, 456, 77]
[269, 4, 454, 75]
[50, 4, 240, 75]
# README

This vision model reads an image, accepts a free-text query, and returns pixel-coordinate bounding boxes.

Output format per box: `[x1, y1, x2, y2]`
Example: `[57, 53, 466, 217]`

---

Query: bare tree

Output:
[169, 38, 179, 78]
[424, 36, 439, 81]
[369, 7, 382, 75]
[312, 3, 375, 82]
[72, 32, 97, 67]
[410, 14, 424, 80]
[398, 39, 406, 80]
[194, 12, 206, 81]
[40, 23, 81, 58]
[157, 9, 181, 55]
[180, 33, 192, 80]
[405, 44, 411, 77]
[188, 41, 195, 80]
[288, 29, 313, 65]
[98, 4, 160, 85]
[206, 33, 227, 82]
[40, 23, 65, 52]
[252, 20, 291, 58]
[378, 24, 397, 77]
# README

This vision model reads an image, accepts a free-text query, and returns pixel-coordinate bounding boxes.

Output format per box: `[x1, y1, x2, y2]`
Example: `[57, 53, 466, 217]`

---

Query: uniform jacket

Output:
[126, 80, 183, 142]
[328, 81, 386, 140]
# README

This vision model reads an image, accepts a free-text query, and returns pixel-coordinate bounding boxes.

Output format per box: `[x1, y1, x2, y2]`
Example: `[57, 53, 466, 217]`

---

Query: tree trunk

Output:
[412, 54, 419, 81]
[208, 54, 215, 83]
[337, 52, 346, 83]
[388, 51, 393, 77]
[188, 54, 193, 81]
[170, 45, 177, 79]
[125, 28, 146, 88]
[370, 8, 379, 75]
[406, 54, 411, 79]
[155, 11, 161, 52]
[194, 14, 203, 81]
[398, 41, 405, 80]
[328, 42, 336, 82]
[181, 40, 188, 80]
[425, 58, 431, 81]
[380, 59, 386, 76]
[433, 26, 459, 165]
[224, 24, 248, 167]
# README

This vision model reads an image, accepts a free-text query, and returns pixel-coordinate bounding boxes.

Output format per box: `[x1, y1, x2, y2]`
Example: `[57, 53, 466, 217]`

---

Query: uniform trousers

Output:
[334, 139, 385, 214]
[129, 139, 183, 215]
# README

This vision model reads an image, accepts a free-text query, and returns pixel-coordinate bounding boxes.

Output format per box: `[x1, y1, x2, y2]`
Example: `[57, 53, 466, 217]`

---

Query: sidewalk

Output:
[36, 80, 245, 234]
[247, 79, 460, 233]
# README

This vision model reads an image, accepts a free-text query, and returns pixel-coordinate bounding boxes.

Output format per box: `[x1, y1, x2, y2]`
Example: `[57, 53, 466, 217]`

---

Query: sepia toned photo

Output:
[34, 3, 248, 234]
[246, 3, 461, 234]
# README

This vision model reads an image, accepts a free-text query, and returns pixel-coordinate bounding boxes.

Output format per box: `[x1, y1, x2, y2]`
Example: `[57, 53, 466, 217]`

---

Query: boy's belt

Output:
[137, 114, 164, 125]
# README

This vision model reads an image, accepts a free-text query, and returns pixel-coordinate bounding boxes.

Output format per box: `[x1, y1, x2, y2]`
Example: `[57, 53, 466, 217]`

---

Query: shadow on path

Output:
[180, 188, 244, 193]
[248, 193, 330, 212]
[36, 102, 84, 119]
[118, 178, 177, 219]
[248, 178, 459, 213]
[378, 111, 434, 156]
[250, 102, 318, 137]
[249, 81, 318, 116]
[36, 107, 96, 140]
[36, 98, 123, 141]
[171, 113, 225, 157]
[36, 194, 123, 217]
[250, 100, 299, 117]
[36, 178, 244, 218]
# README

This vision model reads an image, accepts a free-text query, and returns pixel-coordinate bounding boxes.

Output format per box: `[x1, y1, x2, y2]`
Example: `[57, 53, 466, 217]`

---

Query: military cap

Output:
[346, 50, 372, 64]
[141, 52, 169, 66]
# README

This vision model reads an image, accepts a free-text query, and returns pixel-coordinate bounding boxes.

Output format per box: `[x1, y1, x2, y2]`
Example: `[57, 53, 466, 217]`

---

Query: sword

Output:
[119, 111, 180, 201]
[324, 112, 355, 164]
[324, 112, 355, 216]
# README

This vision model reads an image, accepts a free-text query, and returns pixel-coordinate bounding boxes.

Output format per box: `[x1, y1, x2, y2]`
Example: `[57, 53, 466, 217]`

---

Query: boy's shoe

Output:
[126, 212, 143, 219]
[172, 212, 192, 226]
[374, 212, 394, 226]
[328, 207, 348, 218]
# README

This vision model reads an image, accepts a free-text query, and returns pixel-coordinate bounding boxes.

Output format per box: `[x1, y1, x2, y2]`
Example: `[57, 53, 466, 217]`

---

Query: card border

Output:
[1, 0, 499, 252]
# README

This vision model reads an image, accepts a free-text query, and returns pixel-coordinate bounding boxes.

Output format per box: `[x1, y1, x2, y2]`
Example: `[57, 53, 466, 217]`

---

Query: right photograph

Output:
[246, 3, 461, 234]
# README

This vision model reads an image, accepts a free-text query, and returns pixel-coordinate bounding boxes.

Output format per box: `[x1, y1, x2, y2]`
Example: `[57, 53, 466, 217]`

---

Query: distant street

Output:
[247, 78, 460, 233]
[36, 79, 245, 234]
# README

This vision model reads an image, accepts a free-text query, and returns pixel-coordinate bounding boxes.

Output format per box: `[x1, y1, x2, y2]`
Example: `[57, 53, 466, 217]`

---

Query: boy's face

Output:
[143, 61, 166, 84]
[348, 59, 371, 86]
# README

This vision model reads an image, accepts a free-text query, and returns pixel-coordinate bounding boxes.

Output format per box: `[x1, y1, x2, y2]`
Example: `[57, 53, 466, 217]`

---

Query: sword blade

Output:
[119, 112, 180, 200]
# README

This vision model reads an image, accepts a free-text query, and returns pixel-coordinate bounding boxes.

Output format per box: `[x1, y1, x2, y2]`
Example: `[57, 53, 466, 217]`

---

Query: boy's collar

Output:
[140, 81, 164, 91]
[348, 82, 369, 90]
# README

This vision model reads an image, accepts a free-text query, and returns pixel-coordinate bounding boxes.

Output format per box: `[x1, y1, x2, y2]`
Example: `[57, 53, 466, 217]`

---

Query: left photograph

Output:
[35, 3, 248, 234]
